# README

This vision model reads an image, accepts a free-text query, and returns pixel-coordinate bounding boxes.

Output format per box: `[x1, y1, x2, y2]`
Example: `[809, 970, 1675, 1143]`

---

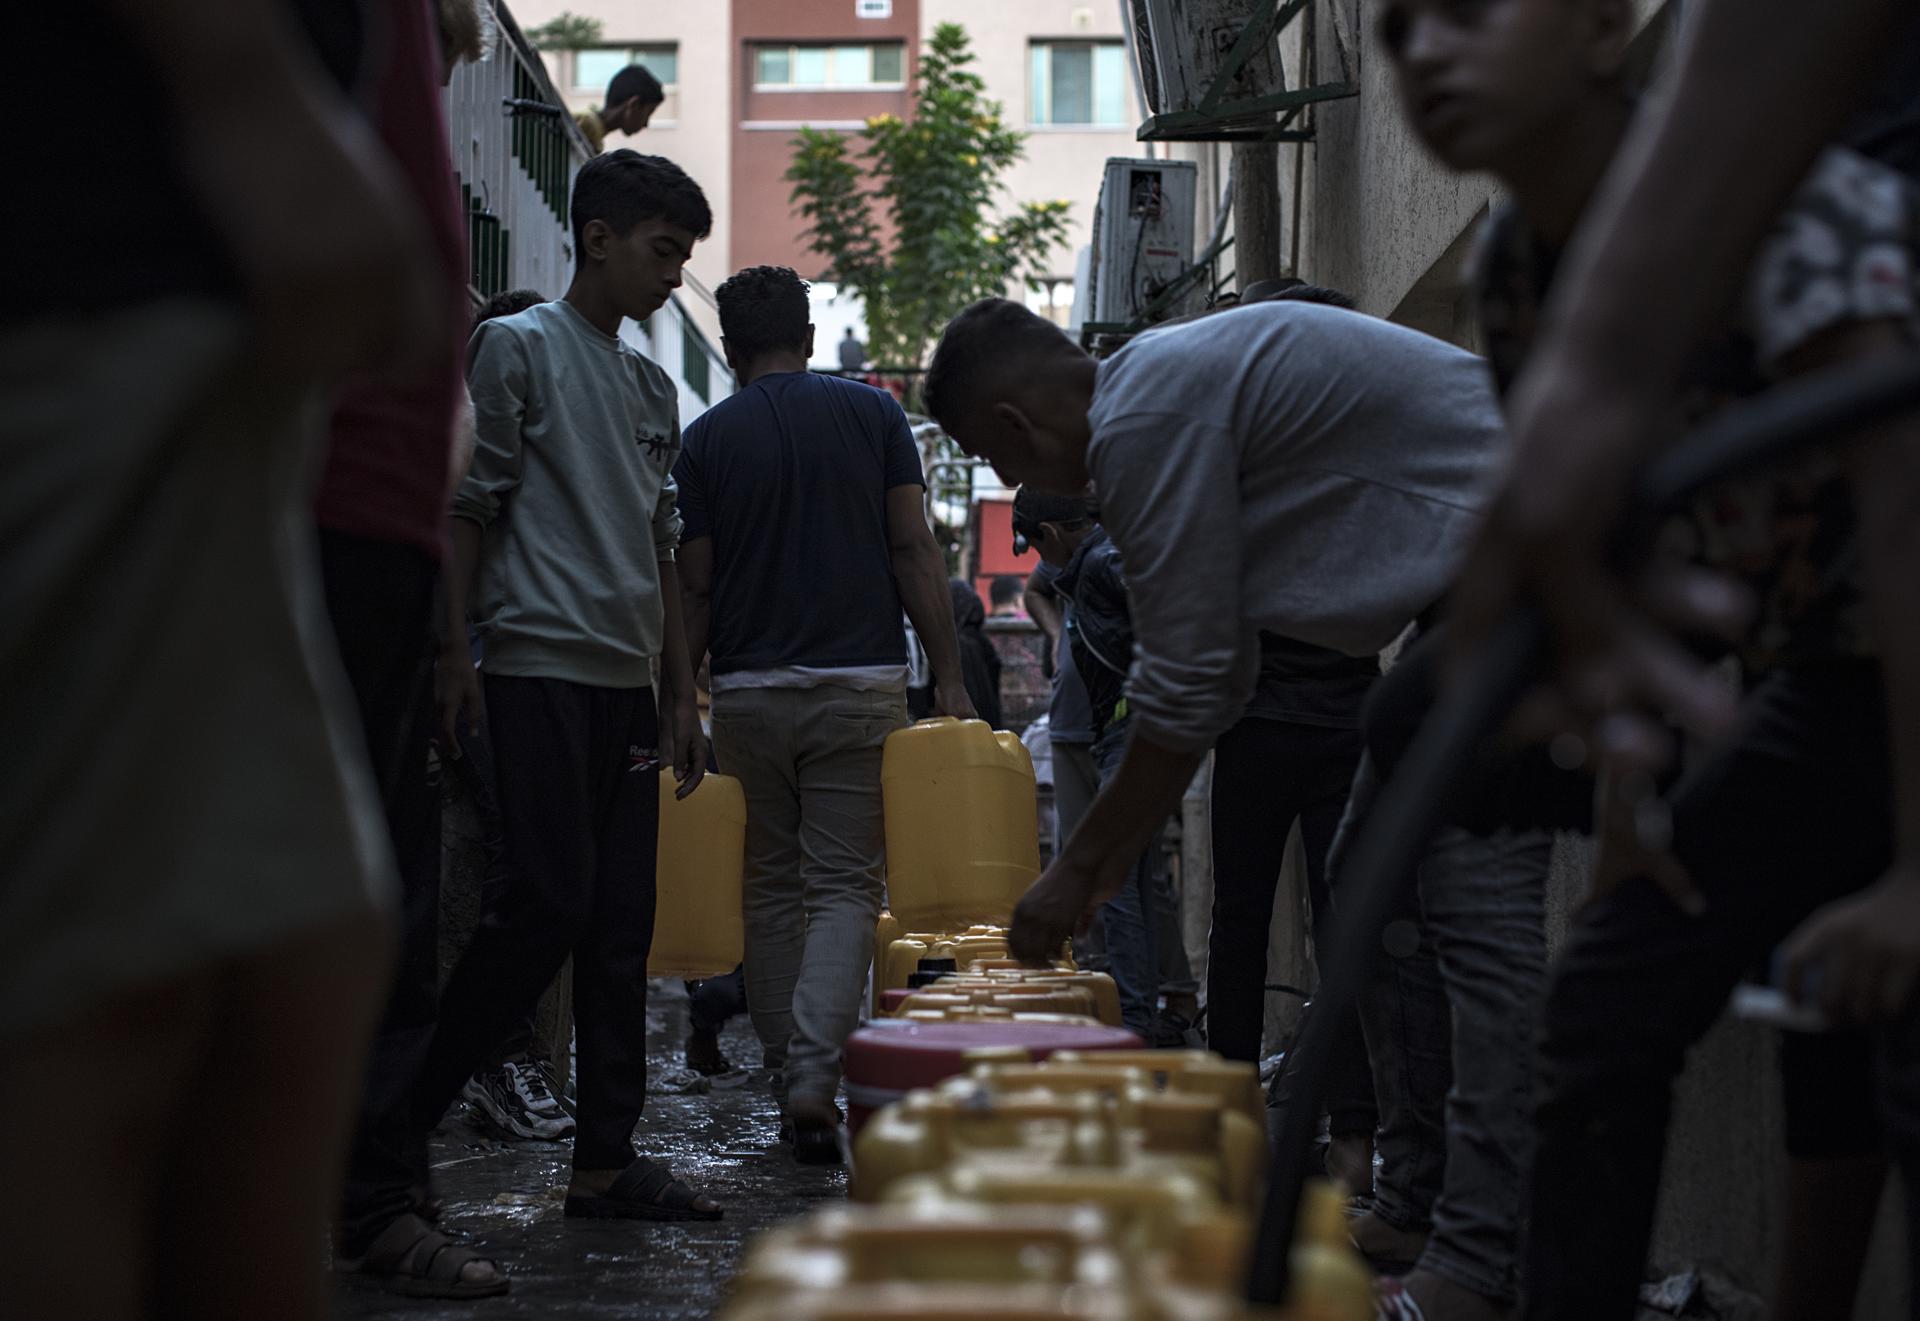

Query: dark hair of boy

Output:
[1263, 282, 1357, 310]
[923, 298, 1076, 435]
[608, 64, 664, 112]
[714, 265, 812, 366]
[1010, 486, 1095, 546]
[988, 575, 1023, 609]
[475, 287, 544, 326]
[569, 149, 712, 254]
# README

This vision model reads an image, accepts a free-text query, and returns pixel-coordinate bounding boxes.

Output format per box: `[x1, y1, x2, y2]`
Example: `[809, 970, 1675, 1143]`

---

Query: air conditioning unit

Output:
[1137, 0, 1285, 116]
[1087, 157, 1199, 326]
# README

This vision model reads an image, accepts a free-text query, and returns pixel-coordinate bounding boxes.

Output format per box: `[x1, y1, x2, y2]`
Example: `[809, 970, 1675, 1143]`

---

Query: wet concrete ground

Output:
[333, 982, 834, 1321]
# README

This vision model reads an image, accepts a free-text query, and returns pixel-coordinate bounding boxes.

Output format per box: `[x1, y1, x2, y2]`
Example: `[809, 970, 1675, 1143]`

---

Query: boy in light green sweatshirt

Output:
[414, 150, 721, 1223]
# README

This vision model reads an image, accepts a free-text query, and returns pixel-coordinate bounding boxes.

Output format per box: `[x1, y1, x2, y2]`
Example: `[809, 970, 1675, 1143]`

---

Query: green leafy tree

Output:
[526, 12, 603, 50]
[786, 23, 1071, 373]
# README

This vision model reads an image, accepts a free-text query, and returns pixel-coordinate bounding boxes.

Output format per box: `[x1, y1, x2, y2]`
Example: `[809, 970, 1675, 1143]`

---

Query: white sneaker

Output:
[461, 1065, 575, 1142]
[504, 1059, 573, 1125]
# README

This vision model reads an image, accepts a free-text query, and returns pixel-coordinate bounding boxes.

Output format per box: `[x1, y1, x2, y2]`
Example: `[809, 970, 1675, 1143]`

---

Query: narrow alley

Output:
[335, 985, 812, 1321]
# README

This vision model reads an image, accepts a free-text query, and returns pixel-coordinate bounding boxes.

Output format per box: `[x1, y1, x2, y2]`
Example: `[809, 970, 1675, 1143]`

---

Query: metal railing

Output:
[444, 0, 732, 419]
[626, 295, 735, 421]
[444, 1, 586, 304]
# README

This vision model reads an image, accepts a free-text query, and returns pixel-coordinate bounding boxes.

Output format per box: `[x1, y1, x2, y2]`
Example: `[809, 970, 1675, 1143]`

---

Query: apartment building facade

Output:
[522, 0, 1219, 345]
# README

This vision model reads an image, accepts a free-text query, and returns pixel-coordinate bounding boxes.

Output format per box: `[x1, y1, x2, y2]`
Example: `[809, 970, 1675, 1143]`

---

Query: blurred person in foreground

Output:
[326, 0, 519, 1298]
[0, 0, 442, 1316]
[1370, 1, 1920, 1315]
[1404, 0, 1920, 1315]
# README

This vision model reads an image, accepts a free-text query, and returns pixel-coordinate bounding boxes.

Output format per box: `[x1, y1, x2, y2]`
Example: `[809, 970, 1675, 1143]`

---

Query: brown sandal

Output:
[337, 1212, 510, 1298]
[563, 1157, 723, 1221]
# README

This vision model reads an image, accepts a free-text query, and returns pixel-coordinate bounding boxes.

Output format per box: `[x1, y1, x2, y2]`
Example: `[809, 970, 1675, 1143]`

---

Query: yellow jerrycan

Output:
[1286, 1180, 1376, 1321]
[1048, 1050, 1265, 1126]
[647, 773, 745, 977]
[729, 1202, 1122, 1295]
[872, 910, 904, 1014]
[882, 719, 1041, 932]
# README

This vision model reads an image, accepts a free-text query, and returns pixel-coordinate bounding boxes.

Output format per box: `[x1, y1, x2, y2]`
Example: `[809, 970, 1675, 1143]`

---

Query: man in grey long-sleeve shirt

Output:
[922, 296, 1505, 956]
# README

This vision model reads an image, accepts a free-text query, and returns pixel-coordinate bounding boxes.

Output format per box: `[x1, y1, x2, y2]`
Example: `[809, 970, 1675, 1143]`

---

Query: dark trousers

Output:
[1523, 660, 1912, 1319]
[444, 725, 540, 1065]
[689, 964, 748, 1032]
[321, 531, 441, 1254]
[1208, 717, 1377, 1136]
[412, 675, 661, 1172]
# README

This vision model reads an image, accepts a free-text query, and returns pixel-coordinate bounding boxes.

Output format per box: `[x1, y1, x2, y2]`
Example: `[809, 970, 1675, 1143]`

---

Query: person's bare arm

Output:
[1507, 0, 1912, 503]
[1025, 568, 1065, 650]
[104, 0, 438, 382]
[1453, 0, 1913, 755]
[888, 485, 976, 720]
[656, 560, 707, 799]
[678, 535, 715, 681]
[1011, 733, 1204, 963]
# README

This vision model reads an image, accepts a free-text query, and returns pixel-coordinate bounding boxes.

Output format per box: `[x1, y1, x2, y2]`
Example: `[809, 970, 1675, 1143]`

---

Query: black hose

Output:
[1245, 351, 1920, 1305]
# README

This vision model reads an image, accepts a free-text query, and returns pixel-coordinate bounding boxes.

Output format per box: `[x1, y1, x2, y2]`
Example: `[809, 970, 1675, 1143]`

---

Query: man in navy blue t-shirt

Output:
[674, 266, 973, 1163]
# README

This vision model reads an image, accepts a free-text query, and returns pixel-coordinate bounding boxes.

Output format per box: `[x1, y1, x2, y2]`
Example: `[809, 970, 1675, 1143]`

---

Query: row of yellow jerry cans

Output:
[653, 716, 1042, 978]
[872, 915, 1128, 1028]
[722, 1052, 1375, 1320]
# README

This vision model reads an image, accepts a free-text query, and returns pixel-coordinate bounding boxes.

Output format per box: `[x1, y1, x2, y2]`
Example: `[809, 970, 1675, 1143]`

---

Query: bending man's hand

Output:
[1009, 729, 1202, 966]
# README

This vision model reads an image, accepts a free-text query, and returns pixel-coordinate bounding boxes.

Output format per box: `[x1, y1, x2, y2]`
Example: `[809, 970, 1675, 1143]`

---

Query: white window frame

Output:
[1028, 39, 1129, 130]
[752, 41, 908, 92]
[572, 43, 680, 100]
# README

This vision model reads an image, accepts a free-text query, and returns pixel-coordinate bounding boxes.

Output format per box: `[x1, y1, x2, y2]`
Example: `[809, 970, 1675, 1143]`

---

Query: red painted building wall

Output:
[972, 497, 1040, 608]
[730, 0, 920, 274]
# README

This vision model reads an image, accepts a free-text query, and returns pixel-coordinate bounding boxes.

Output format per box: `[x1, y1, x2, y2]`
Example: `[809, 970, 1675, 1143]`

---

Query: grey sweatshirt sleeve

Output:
[651, 415, 683, 560]
[453, 320, 529, 528]
[1094, 412, 1258, 754]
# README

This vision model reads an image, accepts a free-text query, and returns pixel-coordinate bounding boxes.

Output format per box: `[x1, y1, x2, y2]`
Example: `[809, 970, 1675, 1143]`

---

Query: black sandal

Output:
[337, 1212, 510, 1299]
[563, 1157, 724, 1222]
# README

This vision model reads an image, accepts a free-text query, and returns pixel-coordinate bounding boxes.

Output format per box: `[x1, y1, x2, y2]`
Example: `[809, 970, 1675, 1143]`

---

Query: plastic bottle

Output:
[1286, 1180, 1375, 1321]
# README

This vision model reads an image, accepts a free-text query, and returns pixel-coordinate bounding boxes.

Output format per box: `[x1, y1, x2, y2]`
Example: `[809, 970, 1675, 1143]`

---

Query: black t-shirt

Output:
[676, 371, 925, 674]
[1241, 632, 1380, 729]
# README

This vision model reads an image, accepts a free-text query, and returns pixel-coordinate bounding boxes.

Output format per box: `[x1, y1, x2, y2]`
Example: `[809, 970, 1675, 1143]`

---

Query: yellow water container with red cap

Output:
[882, 719, 1041, 932]
[647, 773, 745, 977]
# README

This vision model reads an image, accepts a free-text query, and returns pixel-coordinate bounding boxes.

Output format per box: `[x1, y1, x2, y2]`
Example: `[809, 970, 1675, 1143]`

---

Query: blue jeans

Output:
[1092, 719, 1163, 1039]
[1333, 751, 1552, 1306]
